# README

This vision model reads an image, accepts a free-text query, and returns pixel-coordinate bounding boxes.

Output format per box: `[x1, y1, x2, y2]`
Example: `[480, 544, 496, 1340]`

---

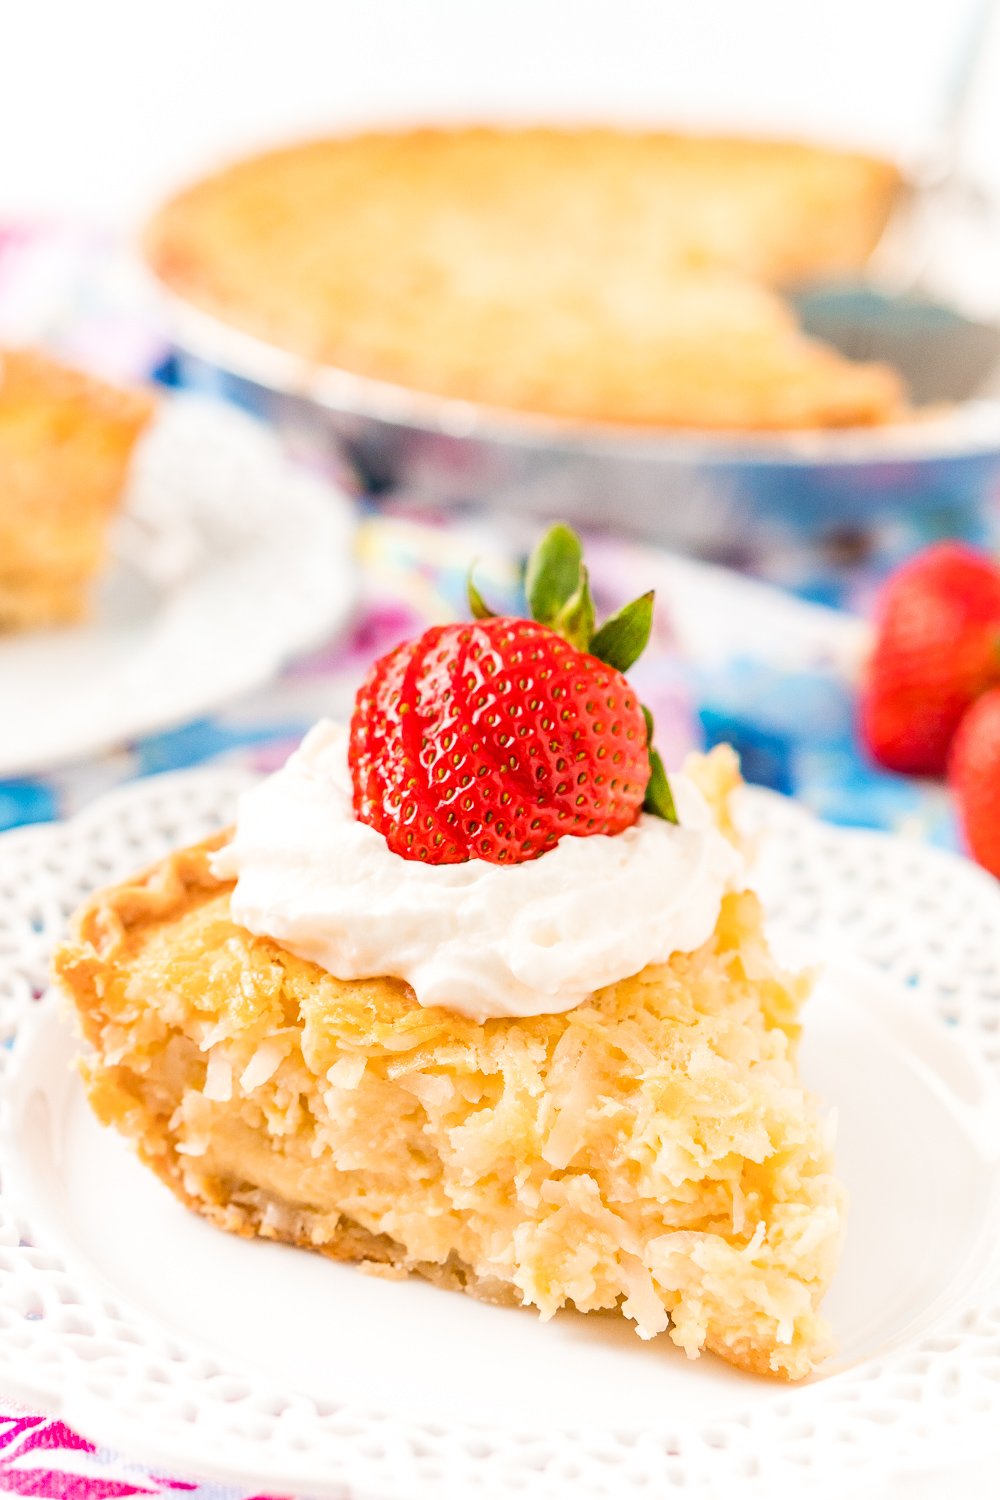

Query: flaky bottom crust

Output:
[143, 1152, 792, 1376]
[139, 1136, 523, 1305]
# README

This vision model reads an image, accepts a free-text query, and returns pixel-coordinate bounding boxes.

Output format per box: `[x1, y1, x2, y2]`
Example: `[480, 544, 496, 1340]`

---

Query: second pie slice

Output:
[0, 348, 153, 631]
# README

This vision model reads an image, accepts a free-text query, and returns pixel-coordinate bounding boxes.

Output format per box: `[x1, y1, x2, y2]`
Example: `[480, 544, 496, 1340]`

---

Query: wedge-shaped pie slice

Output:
[55, 748, 844, 1380]
[0, 347, 153, 631]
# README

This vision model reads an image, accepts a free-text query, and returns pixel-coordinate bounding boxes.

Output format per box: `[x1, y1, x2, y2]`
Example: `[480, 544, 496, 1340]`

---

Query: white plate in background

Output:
[0, 396, 356, 778]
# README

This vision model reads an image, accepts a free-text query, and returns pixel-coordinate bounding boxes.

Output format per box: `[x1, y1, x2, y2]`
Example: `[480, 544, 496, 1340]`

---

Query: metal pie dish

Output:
[148, 272, 1000, 556]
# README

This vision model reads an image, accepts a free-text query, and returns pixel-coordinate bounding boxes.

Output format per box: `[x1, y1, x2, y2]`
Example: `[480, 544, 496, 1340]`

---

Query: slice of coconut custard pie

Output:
[56, 525, 844, 1380]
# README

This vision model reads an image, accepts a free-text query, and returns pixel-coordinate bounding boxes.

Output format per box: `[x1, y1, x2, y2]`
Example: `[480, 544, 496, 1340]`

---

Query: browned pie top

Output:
[145, 127, 905, 431]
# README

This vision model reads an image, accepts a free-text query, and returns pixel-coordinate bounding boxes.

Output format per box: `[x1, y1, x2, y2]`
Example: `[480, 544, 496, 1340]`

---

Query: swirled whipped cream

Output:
[211, 720, 744, 1022]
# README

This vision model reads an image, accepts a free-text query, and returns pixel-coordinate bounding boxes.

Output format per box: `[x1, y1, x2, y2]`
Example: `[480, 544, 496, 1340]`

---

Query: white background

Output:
[2, 0, 1000, 228]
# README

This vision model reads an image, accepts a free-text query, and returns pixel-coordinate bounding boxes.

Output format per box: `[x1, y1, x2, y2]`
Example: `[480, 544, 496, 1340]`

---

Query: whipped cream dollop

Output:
[211, 720, 744, 1023]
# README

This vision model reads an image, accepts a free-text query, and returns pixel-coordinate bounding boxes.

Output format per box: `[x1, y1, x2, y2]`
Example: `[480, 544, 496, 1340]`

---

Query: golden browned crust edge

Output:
[61, 831, 229, 952]
[53, 833, 231, 1049]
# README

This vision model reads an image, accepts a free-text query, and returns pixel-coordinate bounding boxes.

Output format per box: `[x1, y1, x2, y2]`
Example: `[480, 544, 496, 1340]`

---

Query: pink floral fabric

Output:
[0, 1406, 279, 1498]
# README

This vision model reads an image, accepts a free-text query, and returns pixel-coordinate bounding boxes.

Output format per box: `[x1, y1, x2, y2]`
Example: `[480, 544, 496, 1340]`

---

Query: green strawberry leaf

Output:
[644, 747, 679, 824]
[640, 706, 679, 824]
[552, 564, 596, 650]
[590, 591, 655, 672]
[526, 524, 583, 625]
[467, 566, 496, 621]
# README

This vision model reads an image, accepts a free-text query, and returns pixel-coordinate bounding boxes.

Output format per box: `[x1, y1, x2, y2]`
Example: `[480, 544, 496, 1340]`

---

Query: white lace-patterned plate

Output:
[0, 397, 356, 777]
[1, 771, 999, 1500]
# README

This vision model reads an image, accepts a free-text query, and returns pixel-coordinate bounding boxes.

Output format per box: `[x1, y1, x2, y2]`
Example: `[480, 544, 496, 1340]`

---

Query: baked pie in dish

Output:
[0, 348, 153, 630]
[56, 527, 845, 1380]
[145, 126, 904, 431]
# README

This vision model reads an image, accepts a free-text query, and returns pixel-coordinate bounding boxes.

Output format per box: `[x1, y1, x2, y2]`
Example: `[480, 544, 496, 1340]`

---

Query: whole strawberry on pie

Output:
[350, 522, 676, 865]
[56, 523, 845, 1382]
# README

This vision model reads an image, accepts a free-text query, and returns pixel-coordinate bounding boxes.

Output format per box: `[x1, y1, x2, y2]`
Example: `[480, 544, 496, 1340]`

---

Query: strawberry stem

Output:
[552, 563, 596, 650]
[526, 524, 584, 624]
[466, 564, 496, 620]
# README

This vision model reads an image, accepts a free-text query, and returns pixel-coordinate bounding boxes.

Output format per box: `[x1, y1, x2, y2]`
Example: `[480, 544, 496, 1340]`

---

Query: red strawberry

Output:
[349, 525, 676, 865]
[949, 687, 1000, 878]
[860, 543, 1000, 776]
[349, 636, 421, 832]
